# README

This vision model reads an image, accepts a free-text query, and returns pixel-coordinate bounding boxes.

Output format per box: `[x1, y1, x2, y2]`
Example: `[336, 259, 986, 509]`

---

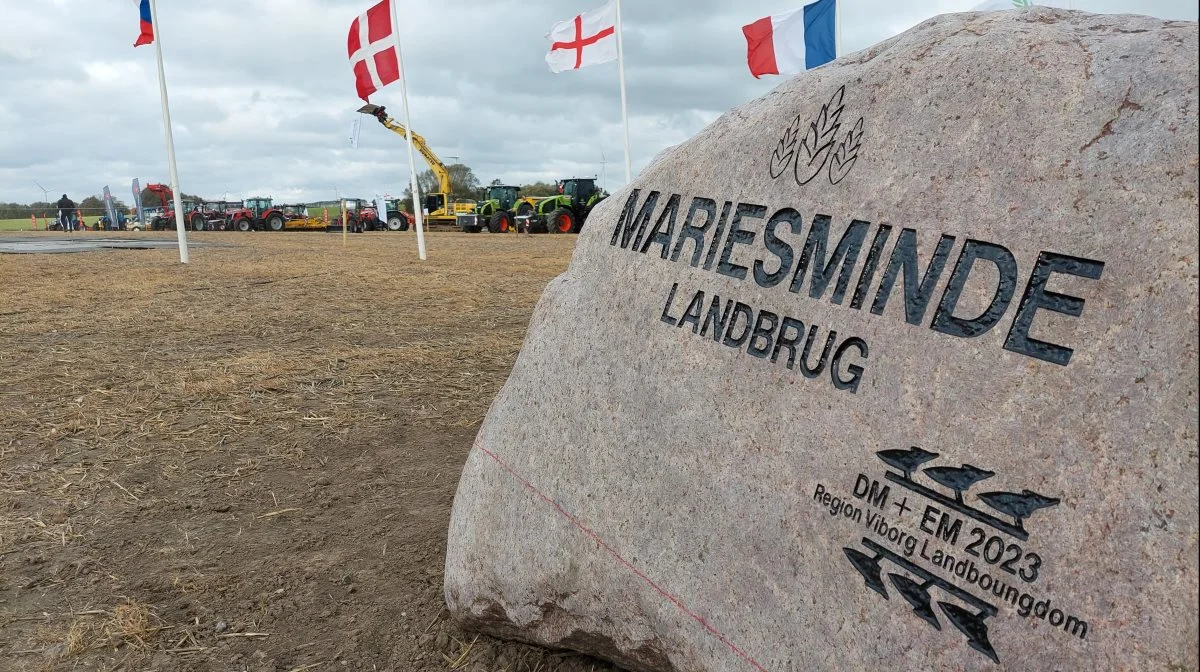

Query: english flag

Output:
[348, 0, 401, 102]
[133, 0, 153, 47]
[743, 0, 836, 78]
[546, 1, 617, 73]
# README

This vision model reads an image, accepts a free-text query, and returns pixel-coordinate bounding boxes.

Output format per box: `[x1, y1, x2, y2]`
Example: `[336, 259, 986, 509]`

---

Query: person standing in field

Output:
[56, 194, 76, 232]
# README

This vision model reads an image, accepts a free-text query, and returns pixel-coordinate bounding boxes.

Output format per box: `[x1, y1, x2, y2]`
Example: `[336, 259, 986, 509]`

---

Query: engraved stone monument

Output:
[445, 8, 1198, 671]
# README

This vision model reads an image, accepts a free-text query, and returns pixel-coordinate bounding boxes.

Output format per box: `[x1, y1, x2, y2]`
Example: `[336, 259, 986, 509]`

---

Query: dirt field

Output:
[0, 231, 621, 672]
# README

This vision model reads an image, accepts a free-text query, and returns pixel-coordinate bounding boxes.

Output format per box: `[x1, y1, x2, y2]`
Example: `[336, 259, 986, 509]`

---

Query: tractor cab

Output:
[244, 197, 273, 218]
[530, 177, 607, 234]
[560, 178, 598, 205]
[486, 185, 520, 211]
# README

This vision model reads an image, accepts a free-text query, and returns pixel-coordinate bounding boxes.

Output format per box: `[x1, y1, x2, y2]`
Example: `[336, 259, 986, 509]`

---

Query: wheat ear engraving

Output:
[828, 116, 864, 185]
[794, 85, 846, 186]
[769, 113, 804, 179]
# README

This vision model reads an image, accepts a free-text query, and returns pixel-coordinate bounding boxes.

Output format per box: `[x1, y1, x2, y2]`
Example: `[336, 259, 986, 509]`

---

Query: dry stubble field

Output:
[0, 230, 620, 672]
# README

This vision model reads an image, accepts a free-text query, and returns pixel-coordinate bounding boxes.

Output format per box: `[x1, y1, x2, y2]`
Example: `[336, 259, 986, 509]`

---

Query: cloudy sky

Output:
[0, 0, 1194, 205]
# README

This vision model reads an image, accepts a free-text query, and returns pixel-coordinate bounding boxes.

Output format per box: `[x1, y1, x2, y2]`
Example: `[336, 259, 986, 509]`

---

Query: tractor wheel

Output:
[516, 201, 533, 217]
[488, 211, 513, 234]
[547, 208, 574, 234]
[191, 215, 205, 231]
[387, 215, 407, 231]
[217, 220, 228, 231]
[267, 215, 284, 232]
[235, 218, 252, 232]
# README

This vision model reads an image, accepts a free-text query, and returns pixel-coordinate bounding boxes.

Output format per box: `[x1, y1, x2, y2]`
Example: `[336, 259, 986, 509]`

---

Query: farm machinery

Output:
[141, 185, 247, 231]
[523, 178, 607, 234]
[131, 186, 420, 234]
[187, 200, 242, 231]
[333, 198, 412, 232]
[357, 104, 476, 229]
[144, 183, 180, 230]
[274, 203, 331, 231]
[327, 198, 383, 233]
[136, 187, 328, 232]
[143, 186, 215, 231]
[236, 199, 340, 232]
[220, 197, 286, 232]
[376, 198, 413, 231]
[455, 184, 540, 233]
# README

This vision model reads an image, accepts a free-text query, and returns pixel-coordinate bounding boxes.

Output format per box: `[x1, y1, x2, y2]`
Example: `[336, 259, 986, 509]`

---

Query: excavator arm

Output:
[358, 104, 453, 196]
[145, 183, 173, 208]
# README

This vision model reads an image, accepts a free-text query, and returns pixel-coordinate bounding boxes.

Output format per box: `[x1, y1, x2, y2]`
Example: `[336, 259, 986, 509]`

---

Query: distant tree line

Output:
[516, 181, 560, 197]
[0, 189, 227, 220]
[0, 196, 130, 219]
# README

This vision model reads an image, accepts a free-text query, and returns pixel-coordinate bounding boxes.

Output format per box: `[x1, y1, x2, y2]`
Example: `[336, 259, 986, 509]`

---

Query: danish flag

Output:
[347, 0, 401, 102]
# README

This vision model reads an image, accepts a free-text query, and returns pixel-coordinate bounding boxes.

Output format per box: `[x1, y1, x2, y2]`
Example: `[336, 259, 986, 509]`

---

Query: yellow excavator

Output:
[357, 104, 475, 228]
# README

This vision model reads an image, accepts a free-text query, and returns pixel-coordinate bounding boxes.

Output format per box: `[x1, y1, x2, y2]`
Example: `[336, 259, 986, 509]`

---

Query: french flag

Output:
[134, 0, 154, 47]
[743, 0, 836, 78]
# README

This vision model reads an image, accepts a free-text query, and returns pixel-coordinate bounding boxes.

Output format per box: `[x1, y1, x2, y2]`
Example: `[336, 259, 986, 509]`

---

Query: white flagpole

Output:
[615, 0, 632, 183]
[389, 0, 427, 261]
[835, 0, 843, 58]
[148, 0, 189, 264]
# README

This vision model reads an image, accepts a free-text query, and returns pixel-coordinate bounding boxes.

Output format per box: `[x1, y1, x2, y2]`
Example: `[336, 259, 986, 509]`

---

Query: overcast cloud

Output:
[0, 0, 1194, 205]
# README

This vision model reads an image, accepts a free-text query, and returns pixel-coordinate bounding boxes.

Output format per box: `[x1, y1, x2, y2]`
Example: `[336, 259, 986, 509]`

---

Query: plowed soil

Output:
[0, 230, 620, 672]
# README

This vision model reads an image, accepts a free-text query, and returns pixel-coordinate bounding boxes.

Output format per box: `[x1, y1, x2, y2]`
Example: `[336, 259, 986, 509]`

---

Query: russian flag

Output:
[743, 0, 836, 78]
[134, 0, 154, 47]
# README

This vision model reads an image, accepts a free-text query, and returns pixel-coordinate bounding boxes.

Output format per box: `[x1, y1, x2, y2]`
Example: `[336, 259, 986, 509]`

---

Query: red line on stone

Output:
[474, 441, 769, 672]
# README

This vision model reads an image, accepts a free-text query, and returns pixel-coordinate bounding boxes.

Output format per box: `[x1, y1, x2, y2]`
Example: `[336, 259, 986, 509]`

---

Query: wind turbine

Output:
[600, 148, 607, 191]
[34, 181, 49, 204]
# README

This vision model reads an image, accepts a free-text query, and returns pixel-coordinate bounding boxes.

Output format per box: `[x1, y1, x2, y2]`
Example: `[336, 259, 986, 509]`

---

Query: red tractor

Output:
[187, 200, 242, 231]
[334, 198, 405, 232]
[328, 199, 372, 233]
[224, 197, 288, 232]
[145, 183, 180, 230]
[145, 185, 242, 231]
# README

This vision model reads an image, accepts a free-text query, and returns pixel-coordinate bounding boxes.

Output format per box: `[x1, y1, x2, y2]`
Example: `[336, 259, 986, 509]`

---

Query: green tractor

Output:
[526, 178, 607, 234]
[456, 184, 537, 234]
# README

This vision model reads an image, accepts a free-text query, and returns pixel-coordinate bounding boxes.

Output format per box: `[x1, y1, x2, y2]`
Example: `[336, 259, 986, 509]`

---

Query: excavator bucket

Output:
[357, 104, 388, 122]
